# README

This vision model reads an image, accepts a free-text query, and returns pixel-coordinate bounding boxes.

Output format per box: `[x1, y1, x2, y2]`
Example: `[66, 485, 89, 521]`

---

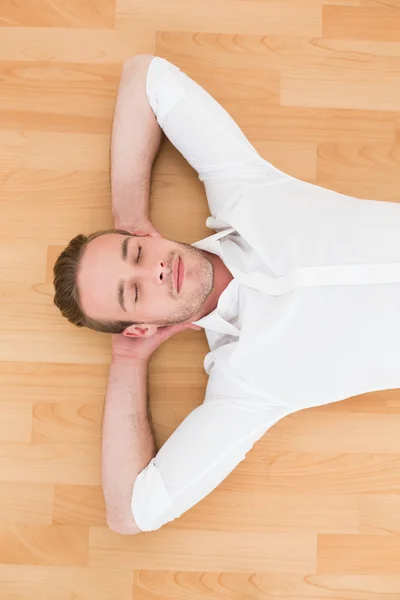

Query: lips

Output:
[173, 256, 184, 293]
[178, 256, 185, 291]
[173, 256, 180, 293]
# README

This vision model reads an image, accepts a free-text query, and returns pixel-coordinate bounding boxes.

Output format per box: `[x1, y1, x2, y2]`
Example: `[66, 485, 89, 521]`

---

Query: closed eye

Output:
[134, 246, 142, 302]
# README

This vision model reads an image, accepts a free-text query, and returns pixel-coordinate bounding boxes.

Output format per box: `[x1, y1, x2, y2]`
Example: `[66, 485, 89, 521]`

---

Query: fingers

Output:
[133, 229, 162, 238]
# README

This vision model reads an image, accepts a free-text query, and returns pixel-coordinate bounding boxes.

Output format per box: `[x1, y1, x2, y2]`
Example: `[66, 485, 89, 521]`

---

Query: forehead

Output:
[77, 233, 128, 319]
[80, 232, 130, 278]
[84, 232, 126, 263]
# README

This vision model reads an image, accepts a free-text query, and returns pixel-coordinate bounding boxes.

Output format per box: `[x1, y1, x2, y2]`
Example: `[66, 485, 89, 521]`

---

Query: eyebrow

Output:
[118, 281, 126, 312]
[121, 237, 130, 262]
[118, 237, 131, 312]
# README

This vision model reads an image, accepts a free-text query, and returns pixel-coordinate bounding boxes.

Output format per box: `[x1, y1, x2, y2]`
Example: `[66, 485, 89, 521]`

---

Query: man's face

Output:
[77, 233, 214, 329]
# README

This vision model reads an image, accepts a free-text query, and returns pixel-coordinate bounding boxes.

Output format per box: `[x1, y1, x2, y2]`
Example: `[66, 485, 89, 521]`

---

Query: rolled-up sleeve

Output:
[131, 392, 286, 531]
[145, 56, 286, 219]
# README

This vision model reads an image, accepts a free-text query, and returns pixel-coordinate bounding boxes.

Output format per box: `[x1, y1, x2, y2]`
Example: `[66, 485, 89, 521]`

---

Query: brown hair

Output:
[53, 228, 137, 334]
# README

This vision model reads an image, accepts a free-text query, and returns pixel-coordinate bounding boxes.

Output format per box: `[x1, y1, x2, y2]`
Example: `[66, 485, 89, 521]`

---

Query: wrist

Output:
[111, 353, 149, 368]
[113, 213, 148, 232]
[112, 188, 150, 231]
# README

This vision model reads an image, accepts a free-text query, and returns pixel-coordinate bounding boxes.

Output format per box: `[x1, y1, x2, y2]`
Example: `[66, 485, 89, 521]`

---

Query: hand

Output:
[132, 218, 162, 238]
[112, 321, 202, 363]
[116, 217, 161, 238]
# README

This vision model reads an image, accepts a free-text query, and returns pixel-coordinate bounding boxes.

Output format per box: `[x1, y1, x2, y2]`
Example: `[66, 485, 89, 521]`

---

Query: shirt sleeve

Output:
[131, 387, 286, 531]
[145, 56, 287, 220]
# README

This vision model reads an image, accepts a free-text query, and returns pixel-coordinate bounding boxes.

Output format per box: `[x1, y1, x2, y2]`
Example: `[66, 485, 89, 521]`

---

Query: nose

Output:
[154, 260, 167, 286]
[134, 259, 169, 287]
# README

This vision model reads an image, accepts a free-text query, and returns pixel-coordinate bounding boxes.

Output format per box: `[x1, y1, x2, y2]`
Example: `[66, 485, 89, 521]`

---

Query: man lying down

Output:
[53, 55, 400, 534]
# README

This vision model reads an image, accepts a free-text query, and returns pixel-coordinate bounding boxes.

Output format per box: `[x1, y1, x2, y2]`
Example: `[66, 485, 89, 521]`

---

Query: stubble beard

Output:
[155, 242, 214, 327]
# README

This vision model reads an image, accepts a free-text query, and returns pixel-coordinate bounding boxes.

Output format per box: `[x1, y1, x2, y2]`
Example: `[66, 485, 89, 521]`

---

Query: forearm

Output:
[101, 356, 155, 534]
[111, 54, 162, 229]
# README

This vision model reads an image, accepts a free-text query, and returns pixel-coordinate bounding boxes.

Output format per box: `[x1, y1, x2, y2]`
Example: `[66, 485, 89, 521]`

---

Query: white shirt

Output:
[131, 57, 400, 531]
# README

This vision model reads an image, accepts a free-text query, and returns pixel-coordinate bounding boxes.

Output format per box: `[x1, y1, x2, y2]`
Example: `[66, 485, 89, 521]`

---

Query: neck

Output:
[191, 250, 233, 322]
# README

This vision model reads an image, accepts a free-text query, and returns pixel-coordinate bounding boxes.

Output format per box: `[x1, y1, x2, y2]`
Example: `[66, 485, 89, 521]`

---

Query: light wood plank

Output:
[0, 443, 101, 485]
[0, 0, 115, 29]
[220, 450, 400, 494]
[118, 0, 322, 37]
[323, 5, 400, 42]
[0, 565, 133, 600]
[53, 485, 106, 527]
[174, 490, 360, 534]
[89, 527, 317, 573]
[133, 571, 400, 600]
[0, 524, 88, 566]
[0, 27, 154, 63]
[318, 535, 400, 573]
[0, 483, 53, 525]
[156, 32, 400, 79]
[281, 74, 400, 111]
[0, 362, 108, 404]
[32, 403, 102, 445]
[0, 402, 32, 442]
[0, 131, 111, 171]
[359, 495, 400, 535]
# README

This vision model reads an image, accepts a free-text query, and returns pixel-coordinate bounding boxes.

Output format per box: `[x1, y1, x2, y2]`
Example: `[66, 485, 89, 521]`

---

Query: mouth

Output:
[173, 255, 185, 294]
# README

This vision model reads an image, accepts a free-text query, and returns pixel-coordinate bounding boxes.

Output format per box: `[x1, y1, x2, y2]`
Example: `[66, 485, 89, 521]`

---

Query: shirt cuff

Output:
[131, 458, 173, 532]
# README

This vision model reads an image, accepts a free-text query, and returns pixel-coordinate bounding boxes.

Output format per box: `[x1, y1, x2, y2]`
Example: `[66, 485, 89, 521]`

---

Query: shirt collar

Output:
[191, 227, 235, 255]
[191, 227, 240, 335]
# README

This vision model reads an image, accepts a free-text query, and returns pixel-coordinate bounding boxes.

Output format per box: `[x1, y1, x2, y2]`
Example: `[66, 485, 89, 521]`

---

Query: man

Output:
[53, 55, 400, 535]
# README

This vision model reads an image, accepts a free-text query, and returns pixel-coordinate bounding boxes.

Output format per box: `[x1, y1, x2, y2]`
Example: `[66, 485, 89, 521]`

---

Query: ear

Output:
[122, 324, 158, 338]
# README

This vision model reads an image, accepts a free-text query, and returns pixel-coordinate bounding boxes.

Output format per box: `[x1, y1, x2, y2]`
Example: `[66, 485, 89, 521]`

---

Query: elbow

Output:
[123, 53, 155, 74]
[105, 505, 143, 536]
[106, 513, 142, 536]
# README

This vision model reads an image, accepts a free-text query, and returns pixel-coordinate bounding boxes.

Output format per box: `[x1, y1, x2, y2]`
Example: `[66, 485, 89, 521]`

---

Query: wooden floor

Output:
[1, 0, 400, 598]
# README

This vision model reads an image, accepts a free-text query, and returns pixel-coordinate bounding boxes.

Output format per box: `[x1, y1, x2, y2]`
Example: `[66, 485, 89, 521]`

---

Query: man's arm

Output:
[103, 333, 285, 535]
[111, 55, 162, 231]
[101, 355, 151, 535]
[104, 359, 283, 535]
[130, 372, 285, 533]
[113, 54, 286, 229]
[101, 322, 200, 535]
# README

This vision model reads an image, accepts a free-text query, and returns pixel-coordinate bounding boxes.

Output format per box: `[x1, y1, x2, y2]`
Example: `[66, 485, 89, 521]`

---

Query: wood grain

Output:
[0, 0, 115, 29]
[1, 0, 400, 598]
